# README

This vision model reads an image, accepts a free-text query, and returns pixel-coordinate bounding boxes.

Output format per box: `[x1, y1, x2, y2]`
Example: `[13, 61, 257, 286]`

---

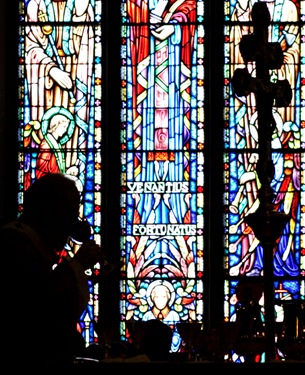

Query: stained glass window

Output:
[224, 0, 304, 362]
[119, 0, 204, 352]
[17, 0, 102, 346]
[14, 0, 305, 360]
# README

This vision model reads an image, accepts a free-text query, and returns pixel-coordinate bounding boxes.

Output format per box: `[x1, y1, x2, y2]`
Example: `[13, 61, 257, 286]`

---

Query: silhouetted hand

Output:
[73, 240, 104, 270]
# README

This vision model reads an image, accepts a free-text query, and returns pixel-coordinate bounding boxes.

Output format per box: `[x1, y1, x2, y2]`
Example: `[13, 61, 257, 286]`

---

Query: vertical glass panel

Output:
[224, 0, 304, 361]
[18, 0, 102, 346]
[120, 0, 204, 352]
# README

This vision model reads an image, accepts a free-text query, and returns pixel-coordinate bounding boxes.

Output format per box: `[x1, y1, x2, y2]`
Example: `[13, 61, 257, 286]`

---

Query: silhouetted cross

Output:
[231, 1, 292, 361]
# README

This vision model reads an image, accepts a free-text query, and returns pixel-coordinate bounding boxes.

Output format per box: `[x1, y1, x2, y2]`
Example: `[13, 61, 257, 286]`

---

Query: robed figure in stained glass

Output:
[24, 0, 95, 191]
[124, 0, 198, 351]
[22, 0, 98, 347]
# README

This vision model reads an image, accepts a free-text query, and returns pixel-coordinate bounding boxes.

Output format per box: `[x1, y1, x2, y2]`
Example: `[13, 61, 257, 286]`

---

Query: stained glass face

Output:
[224, 0, 305, 361]
[119, 0, 204, 352]
[18, 0, 102, 346]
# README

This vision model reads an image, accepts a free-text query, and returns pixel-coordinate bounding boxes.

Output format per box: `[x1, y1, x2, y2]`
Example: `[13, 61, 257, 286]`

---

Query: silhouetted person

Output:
[1, 173, 102, 369]
[138, 320, 173, 361]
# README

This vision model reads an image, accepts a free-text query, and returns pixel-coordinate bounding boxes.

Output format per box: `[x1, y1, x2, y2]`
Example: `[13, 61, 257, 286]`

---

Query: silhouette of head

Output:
[22, 172, 80, 250]
[139, 319, 172, 361]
